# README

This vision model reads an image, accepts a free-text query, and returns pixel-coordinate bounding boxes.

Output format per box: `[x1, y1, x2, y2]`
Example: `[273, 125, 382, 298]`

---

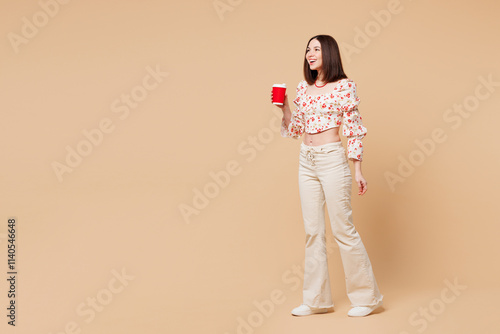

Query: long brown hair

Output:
[303, 35, 348, 85]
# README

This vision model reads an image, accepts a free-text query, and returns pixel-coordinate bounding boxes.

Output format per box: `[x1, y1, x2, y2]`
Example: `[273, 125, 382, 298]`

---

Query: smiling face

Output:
[306, 38, 323, 72]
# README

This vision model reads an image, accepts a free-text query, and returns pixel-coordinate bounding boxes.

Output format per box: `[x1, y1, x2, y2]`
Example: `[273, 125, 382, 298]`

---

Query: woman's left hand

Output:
[355, 173, 368, 195]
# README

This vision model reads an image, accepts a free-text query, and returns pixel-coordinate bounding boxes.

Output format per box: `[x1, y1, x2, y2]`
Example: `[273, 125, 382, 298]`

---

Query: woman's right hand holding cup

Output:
[271, 92, 289, 110]
[271, 83, 289, 111]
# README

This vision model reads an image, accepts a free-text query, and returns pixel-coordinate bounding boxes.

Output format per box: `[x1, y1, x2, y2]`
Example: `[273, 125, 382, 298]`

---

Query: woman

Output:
[271, 35, 384, 317]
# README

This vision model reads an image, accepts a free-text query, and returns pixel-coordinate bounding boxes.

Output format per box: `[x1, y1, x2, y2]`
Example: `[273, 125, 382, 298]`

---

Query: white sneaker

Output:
[347, 300, 383, 317]
[291, 304, 332, 316]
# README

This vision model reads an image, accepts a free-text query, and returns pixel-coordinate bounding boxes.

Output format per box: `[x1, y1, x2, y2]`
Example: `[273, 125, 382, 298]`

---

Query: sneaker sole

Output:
[292, 308, 331, 316]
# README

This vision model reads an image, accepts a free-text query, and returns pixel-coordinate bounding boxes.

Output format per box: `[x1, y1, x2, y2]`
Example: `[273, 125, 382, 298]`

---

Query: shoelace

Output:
[305, 148, 316, 166]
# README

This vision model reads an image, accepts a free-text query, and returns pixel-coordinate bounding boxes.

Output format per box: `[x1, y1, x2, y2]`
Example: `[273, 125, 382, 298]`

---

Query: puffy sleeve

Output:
[280, 81, 305, 139]
[339, 81, 367, 161]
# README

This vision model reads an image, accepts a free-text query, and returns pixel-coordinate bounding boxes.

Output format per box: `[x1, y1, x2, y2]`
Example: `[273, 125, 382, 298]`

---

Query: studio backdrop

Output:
[1, 0, 499, 333]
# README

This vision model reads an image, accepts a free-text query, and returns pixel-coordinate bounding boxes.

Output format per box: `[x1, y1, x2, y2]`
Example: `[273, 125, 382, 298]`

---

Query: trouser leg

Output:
[298, 149, 334, 308]
[319, 148, 384, 308]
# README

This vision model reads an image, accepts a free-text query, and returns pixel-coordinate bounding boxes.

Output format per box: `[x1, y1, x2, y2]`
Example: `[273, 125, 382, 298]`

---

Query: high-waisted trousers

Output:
[298, 140, 383, 309]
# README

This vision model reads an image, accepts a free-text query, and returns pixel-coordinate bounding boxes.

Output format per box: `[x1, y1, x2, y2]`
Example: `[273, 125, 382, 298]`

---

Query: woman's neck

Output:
[315, 71, 325, 84]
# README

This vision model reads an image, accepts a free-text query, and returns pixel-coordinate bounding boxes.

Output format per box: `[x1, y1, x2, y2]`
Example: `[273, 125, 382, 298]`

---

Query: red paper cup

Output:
[272, 84, 286, 105]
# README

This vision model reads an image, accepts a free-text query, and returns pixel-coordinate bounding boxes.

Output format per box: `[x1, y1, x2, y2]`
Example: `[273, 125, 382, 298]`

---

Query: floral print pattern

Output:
[280, 78, 367, 161]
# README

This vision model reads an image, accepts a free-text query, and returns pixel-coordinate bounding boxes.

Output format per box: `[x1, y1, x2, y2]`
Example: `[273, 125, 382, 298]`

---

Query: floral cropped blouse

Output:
[280, 78, 367, 161]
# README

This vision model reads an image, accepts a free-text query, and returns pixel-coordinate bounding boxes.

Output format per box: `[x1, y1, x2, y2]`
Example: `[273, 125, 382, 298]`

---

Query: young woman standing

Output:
[271, 34, 384, 317]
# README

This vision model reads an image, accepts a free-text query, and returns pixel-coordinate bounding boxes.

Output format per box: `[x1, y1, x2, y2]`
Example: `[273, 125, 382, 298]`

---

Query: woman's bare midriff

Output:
[303, 127, 341, 146]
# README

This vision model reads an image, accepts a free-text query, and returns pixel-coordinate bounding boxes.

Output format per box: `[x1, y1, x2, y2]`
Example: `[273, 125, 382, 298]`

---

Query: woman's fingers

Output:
[358, 179, 367, 195]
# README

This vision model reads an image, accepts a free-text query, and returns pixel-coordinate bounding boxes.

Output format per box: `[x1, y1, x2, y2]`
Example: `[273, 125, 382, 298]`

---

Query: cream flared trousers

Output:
[298, 140, 384, 309]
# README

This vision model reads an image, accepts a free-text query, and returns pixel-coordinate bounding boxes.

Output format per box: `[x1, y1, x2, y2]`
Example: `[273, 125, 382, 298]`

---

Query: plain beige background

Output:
[1, 0, 499, 333]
